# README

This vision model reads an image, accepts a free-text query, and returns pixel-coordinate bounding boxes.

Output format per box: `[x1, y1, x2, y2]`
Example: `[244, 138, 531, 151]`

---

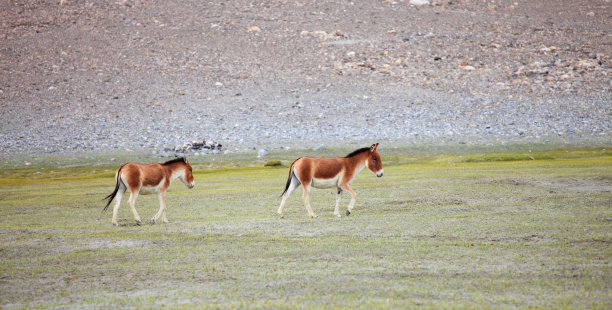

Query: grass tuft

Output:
[263, 160, 283, 167]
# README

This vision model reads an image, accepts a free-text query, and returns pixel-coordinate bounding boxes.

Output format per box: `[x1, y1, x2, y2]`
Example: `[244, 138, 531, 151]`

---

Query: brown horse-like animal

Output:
[278, 143, 384, 218]
[103, 157, 195, 226]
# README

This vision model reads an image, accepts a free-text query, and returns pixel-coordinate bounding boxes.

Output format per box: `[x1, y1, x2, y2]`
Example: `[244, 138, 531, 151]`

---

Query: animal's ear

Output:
[371, 143, 379, 152]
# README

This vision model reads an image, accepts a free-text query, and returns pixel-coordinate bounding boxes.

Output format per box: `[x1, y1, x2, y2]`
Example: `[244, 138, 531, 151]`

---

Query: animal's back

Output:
[122, 163, 165, 188]
[311, 157, 344, 179]
[293, 156, 345, 183]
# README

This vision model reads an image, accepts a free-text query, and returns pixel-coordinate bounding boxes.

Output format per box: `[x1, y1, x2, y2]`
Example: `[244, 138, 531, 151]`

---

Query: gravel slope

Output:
[1, 0, 610, 155]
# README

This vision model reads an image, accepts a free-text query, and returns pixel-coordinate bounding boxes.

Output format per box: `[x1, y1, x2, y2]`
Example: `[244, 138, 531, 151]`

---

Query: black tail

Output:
[280, 159, 301, 197]
[280, 168, 293, 197]
[103, 165, 124, 211]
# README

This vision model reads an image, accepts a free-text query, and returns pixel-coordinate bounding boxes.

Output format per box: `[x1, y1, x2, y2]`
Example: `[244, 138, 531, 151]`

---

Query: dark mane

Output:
[162, 157, 187, 165]
[344, 147, 370, 158]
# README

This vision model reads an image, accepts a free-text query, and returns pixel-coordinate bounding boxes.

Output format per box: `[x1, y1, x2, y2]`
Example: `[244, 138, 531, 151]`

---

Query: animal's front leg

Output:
[161, 210, 169, 223]
[344, 184, 357, 216]
[334, 188, 342, 217]
[150, 191, 166, 224]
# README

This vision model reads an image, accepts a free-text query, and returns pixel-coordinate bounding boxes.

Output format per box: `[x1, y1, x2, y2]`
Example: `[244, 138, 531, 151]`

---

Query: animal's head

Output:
[366, 143, 384, 177]
[179, 158, 195, 189]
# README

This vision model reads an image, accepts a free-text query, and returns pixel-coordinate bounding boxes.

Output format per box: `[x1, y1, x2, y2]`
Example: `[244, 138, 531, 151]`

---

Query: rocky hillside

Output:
[1, 0, 610, 155]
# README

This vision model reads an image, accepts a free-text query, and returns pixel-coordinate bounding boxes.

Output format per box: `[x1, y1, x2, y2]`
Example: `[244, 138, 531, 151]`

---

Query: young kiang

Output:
[103, 157, 195, 226]
[278, 143, 384, 218]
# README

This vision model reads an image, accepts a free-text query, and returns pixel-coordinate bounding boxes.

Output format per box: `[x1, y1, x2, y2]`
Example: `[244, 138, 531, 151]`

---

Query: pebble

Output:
[409, 0, 430, 5]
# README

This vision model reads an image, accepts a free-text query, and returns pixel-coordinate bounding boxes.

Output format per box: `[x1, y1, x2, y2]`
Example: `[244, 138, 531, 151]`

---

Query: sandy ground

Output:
[1, 0, 611, 156]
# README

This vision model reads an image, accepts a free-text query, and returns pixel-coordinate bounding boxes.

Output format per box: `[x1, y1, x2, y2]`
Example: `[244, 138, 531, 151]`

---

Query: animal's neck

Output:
[347, 152, 368, 174]
[167, 164, 185, 180]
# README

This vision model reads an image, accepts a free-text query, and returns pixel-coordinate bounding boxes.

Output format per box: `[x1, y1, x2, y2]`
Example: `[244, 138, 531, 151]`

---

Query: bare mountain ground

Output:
[1, 0, 610, 155]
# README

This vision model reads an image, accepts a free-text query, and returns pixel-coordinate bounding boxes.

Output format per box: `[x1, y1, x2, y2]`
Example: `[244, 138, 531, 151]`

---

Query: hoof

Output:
[334, 213, 341, 218]
[136, 220, 143, 226]
[149, 219, 155, 225]
[346, 210, 351, 216]
[310, 214, 318, 218]
[112, 222, 119, 226]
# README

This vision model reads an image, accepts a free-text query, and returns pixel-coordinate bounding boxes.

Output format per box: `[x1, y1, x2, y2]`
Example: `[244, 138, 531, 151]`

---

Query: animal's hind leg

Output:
[112, 183, 126, 226]
[302, 184, 317, 218]
[150, 191, 166, 224]
[128, 190, 142, 225]
[277, 175, 300, 218]
[334, 188, 342, 217]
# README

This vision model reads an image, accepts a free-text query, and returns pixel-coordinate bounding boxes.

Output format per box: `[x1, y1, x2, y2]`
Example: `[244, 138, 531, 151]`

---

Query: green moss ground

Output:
[0, 148, 610, 308]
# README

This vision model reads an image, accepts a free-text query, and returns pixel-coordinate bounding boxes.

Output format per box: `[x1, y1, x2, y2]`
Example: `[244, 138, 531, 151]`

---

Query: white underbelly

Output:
[311, 176, 339, 189]
[139, 185, 160, 195]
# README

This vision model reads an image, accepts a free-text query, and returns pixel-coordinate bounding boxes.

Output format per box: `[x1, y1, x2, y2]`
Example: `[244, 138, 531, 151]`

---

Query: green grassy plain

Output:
[0, 148, 611, 309]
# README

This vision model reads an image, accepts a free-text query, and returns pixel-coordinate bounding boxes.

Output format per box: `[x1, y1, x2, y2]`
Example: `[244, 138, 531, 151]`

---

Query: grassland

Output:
[0, 147, 611, 309]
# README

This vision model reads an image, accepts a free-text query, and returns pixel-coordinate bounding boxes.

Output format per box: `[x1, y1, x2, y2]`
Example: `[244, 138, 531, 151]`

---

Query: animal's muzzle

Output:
[376, 169, 384, 177]
[188, 182, 195, 189]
